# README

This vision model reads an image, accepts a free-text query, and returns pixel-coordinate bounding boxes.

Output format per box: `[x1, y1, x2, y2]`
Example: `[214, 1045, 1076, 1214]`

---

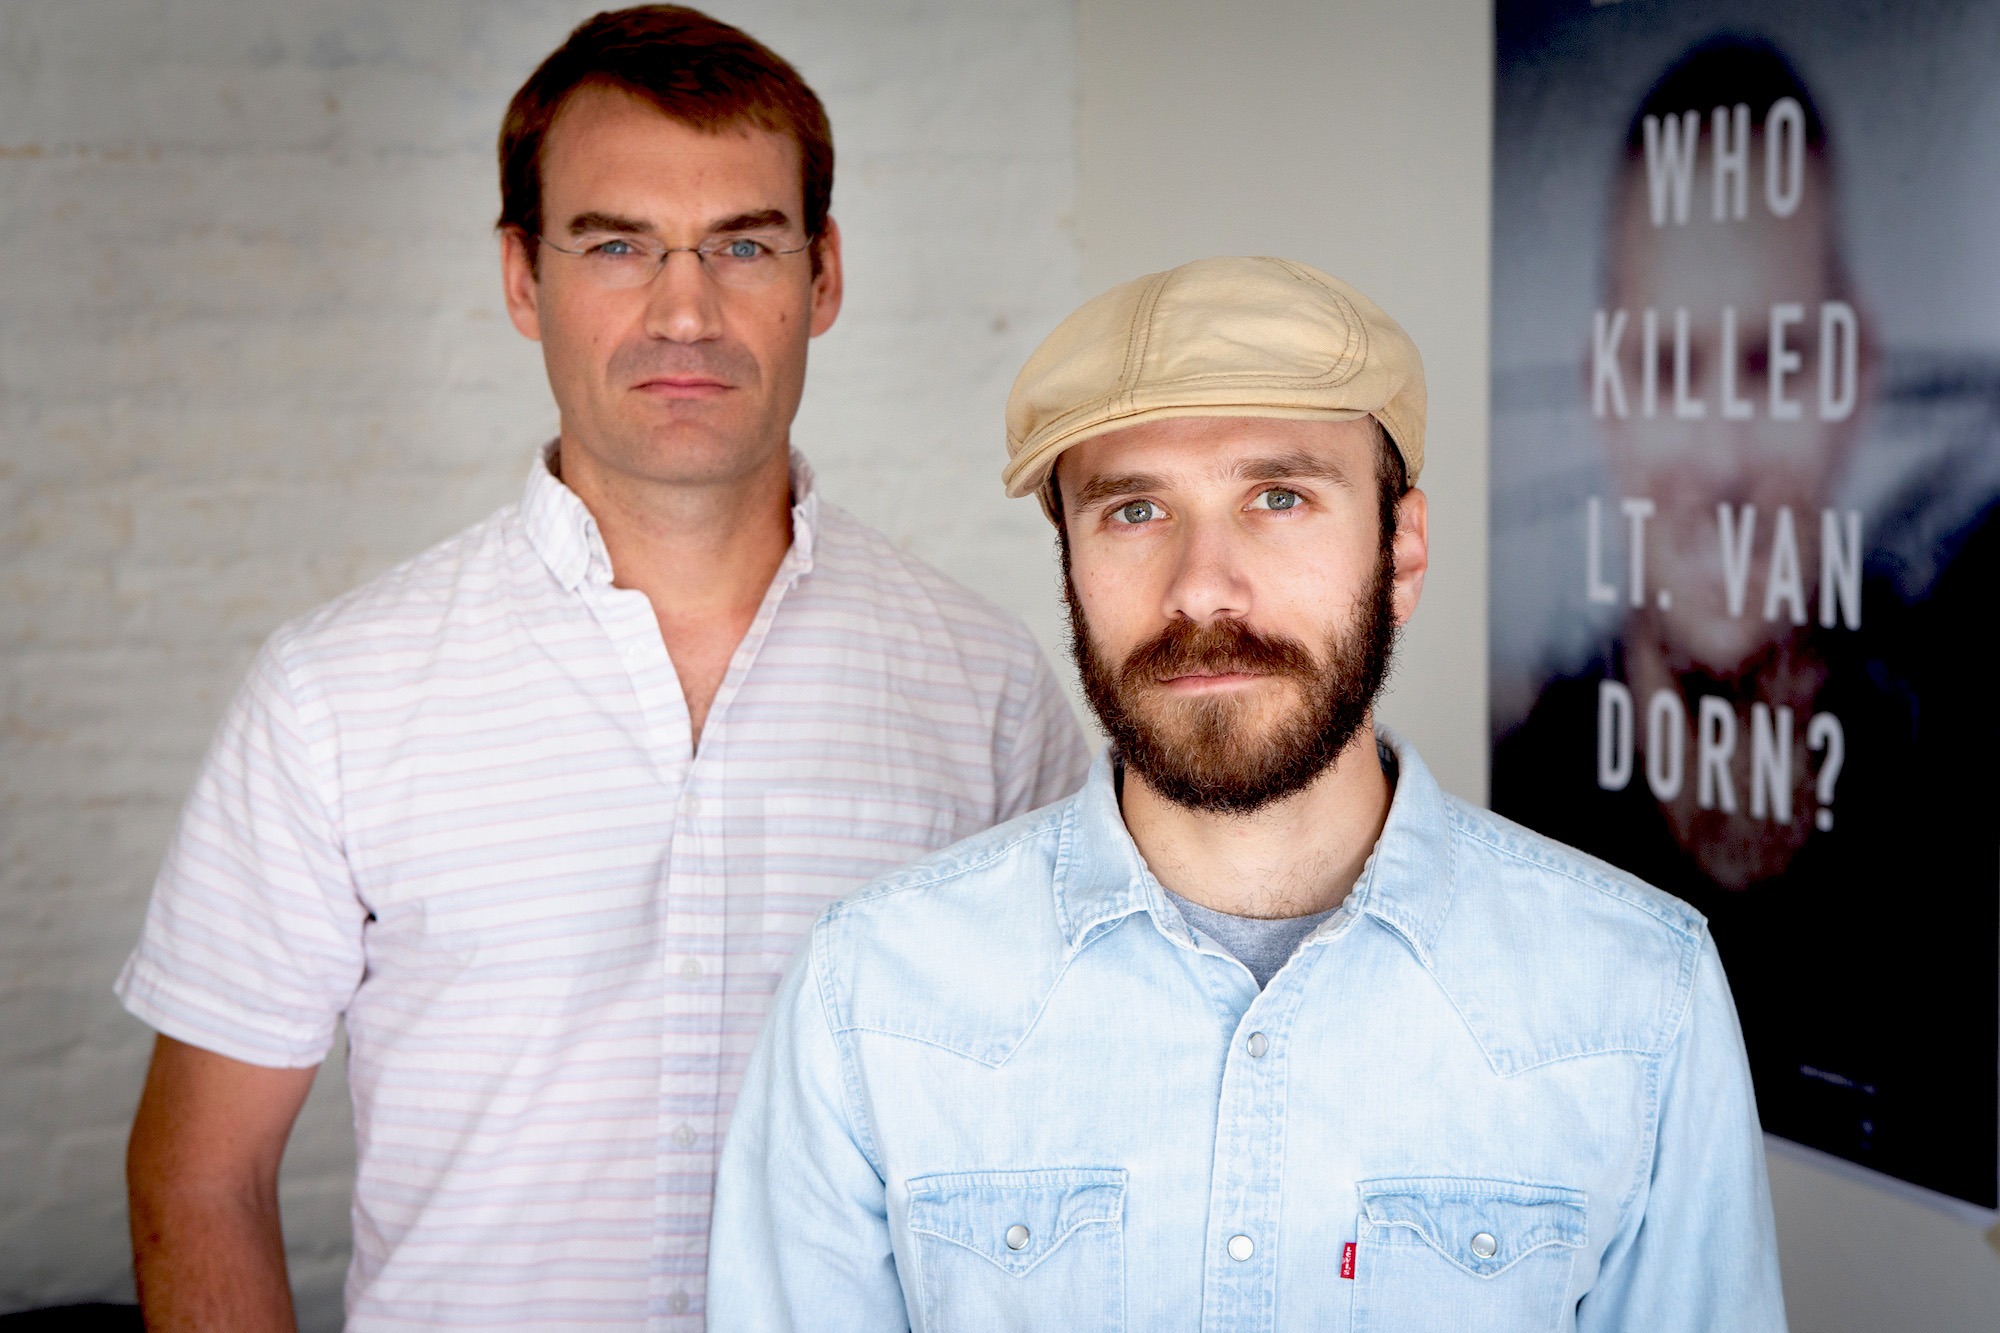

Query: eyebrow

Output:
[1072, 473, 1165, 510]
[566, 211, 653, 237]
[1071, 449, 1356, 510]
[708, 208, 793, 234]
[1229, 449, 1354, 485]
[564, 207, 796, 237]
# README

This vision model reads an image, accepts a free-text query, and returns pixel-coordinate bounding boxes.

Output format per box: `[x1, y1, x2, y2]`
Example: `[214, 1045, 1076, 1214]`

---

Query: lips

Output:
[635, 374, 731, 396]
[1157, 669, 1268, 688]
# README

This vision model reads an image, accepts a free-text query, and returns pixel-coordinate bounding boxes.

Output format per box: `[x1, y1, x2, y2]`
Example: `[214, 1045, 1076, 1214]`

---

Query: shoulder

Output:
[807, 799, 1075, 1067]
[1427, 797, 1708, 1074]
[263, 505, 521, 685]
[806, 501, 1047, 664]
[1446, 795, 1705, 940]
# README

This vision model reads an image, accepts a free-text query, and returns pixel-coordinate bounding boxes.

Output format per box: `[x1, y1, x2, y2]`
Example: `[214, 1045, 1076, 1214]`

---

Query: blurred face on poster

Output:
[1576, 64, 1883, 892]
[1603, 153, 1868, 675]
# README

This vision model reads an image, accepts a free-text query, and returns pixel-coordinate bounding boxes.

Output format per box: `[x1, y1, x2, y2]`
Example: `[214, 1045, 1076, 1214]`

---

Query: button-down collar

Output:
[518, 442, 821, 593]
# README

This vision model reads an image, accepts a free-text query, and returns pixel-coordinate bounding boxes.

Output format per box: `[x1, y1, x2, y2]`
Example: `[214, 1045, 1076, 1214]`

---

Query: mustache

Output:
[1118, 617, 1319, 687]
[608, 339, 761, 389]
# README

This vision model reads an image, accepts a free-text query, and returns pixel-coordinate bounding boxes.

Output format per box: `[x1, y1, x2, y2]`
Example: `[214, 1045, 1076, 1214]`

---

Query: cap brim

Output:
[1006, 402, 1374, 520]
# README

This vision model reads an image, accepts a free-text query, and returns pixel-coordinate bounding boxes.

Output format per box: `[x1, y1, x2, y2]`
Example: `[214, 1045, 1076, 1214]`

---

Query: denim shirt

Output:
[709, 731, 1786, 1332]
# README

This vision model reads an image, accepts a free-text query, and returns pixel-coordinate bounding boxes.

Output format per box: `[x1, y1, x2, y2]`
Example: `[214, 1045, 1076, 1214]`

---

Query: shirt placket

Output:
[600, 548, 808, 1329]
[579, 580, 706, 1326]
[1200, 942, 1310, 1333]
[656, 771, 716, 1327]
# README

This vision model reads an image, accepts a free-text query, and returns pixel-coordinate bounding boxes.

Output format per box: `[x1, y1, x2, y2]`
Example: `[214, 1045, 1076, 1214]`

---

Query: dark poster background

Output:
[1489, 0, 2000, 1210]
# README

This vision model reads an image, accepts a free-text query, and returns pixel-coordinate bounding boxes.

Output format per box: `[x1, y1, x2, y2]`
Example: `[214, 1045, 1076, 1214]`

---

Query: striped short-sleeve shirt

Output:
[116, 448, 1091, 1330]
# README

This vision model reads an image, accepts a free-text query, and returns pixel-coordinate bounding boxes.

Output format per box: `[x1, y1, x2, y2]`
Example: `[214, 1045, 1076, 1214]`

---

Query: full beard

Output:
[1065, 549, 1397, 816]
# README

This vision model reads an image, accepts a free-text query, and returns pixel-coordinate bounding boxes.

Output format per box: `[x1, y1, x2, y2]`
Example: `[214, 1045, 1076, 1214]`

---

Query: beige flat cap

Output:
[1003, 256, 1425, 519]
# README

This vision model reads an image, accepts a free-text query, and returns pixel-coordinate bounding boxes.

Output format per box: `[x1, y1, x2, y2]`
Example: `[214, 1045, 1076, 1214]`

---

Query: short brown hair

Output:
[497, 5, 834, 270]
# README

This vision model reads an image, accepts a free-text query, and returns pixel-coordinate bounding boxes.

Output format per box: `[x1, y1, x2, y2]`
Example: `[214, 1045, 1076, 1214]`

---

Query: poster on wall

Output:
[1489, 0, 2000, 1213]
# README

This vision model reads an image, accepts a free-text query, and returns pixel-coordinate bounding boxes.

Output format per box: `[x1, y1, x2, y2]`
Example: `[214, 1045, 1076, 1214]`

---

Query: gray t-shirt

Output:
[1163, 889, 1336, 988]
[1135, 740, 1395, 989]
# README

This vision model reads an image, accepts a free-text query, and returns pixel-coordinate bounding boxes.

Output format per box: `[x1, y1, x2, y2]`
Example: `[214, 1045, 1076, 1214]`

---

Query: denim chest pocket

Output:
[1351, 1177, 1586, 1333]
[905, 1168, 1126, 1333]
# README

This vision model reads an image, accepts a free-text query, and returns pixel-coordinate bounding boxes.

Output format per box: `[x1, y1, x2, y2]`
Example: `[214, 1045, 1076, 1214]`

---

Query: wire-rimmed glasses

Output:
[538, 231, 812, 290]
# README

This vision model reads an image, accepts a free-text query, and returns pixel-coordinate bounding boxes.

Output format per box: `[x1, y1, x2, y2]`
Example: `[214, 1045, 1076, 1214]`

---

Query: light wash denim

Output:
[710, 731, 1785, 1331]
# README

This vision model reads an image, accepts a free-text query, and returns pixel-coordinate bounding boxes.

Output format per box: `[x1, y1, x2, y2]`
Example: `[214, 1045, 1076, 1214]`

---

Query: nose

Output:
[1681, 419, 1759, 508]
[642, 248, 724, 344]
[1160, 512, 1252, 626]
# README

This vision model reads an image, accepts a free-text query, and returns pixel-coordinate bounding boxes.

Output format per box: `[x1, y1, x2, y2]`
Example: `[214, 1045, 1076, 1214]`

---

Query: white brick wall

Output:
[0, 2, 1080, 1324]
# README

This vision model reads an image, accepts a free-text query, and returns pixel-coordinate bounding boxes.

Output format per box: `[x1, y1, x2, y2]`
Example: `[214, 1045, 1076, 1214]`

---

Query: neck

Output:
[555, 436, 796, 744]
[1121, 722, 1394, 920]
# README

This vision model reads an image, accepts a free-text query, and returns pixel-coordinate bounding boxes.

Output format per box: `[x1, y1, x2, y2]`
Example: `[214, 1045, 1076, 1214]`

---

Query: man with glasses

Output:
[116, 7, 1087, 1329]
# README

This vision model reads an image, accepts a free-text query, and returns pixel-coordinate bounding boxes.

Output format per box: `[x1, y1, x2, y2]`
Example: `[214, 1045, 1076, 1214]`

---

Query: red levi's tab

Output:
[1341, 1242, 1357, 1279]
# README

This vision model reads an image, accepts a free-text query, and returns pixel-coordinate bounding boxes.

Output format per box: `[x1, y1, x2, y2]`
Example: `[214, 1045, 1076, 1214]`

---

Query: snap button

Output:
[1471, 1231, 1499, 1259]
[1227, 1234, 1255, 1262]
[1005, 1224, 1031, 1251]
[1246, 1032, 1269, 1058]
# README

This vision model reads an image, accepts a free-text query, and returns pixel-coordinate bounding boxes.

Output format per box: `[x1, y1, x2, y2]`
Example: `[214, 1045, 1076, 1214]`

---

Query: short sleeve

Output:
[114, 631, 367, 1068]
[993, 632, 1092, 819]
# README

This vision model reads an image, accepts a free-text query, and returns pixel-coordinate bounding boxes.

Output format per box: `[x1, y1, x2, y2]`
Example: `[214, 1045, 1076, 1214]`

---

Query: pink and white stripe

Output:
[116, 448, 1089, 1329]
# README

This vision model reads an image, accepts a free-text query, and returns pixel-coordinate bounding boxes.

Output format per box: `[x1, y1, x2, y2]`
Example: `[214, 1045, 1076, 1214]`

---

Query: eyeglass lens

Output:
[548, 235, 806, 290]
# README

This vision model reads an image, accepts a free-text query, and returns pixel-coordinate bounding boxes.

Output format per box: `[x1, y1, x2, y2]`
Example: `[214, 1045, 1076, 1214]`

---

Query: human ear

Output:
[1389, 487, 1430, 626]
[808, 217, 844, 338]
[500, 228, 543, 343]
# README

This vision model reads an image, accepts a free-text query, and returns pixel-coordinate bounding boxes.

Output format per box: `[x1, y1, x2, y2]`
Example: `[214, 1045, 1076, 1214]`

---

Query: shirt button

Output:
[1005, 1224, 1031, 1251]
[1227, 1234, 1255, 1262]
[673, 1123, 696, 1148]
[1471, 1231, 1499, 1259]
[1246, 1032, 1269, 1058]
[679, 957, 703, 979]
[684, 795, 702, 816]
[667, 1290, 689, 1315]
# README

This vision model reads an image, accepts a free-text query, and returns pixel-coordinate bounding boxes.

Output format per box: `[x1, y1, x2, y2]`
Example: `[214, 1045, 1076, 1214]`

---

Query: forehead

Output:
[1610, 160, 1837, 308]
[1058, 414, 1378, 489]
[539, 84, 803, 222]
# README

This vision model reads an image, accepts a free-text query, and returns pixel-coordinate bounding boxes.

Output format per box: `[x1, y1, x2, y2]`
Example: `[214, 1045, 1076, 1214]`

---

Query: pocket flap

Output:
[1359, 1176, 1586, 1278]
[907, 1168, 1126, 1276]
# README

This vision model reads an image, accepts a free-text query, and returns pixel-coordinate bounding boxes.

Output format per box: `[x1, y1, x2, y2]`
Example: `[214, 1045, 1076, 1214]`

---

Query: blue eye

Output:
[1114, 500, 1159, 525]
[591, 238, 640, 257]
[712, 237, 772, 260]
[1252, 488, 1302, 511]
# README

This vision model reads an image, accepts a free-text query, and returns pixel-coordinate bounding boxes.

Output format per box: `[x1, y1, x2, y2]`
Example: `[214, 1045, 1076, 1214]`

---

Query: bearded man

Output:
[707, 258, 1785, 1330]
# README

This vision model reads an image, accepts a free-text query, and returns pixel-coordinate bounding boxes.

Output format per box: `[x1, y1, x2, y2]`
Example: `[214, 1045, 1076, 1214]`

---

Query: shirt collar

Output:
[1049, 749, 1172, 952]
[1339, 728, 1458, 968]
[1050, 727, 1458, 966]
[519, 442, 821, 592]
